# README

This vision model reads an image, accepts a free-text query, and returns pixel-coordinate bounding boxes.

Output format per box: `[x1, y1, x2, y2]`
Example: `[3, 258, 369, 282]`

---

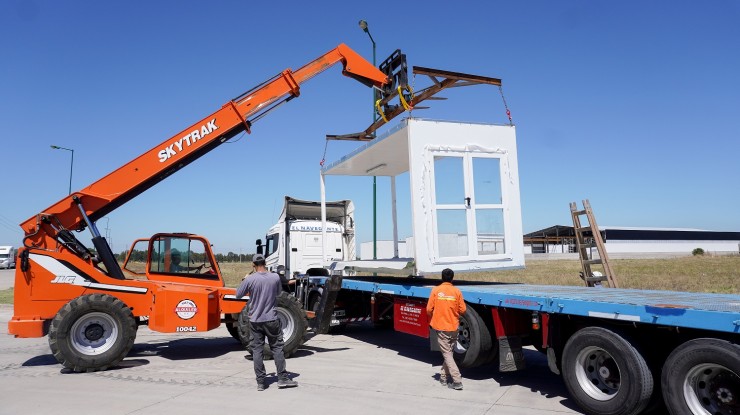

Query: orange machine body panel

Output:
[8, 248, 246, 338]
[149, 284, 221, 333]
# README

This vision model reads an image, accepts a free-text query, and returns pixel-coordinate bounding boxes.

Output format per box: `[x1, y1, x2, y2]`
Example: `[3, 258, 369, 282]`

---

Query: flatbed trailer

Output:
[313, 107, 738, 414]
[325, 275, 740, 415]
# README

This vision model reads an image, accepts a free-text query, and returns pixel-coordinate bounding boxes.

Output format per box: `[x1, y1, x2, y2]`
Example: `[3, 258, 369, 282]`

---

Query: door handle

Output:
[465, 197, 471, 207]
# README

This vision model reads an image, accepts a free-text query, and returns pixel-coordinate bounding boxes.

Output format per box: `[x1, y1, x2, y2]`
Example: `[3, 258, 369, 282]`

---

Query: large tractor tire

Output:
[453, 305, 494, 369]
[661, 338, 740, 415]
[561, 326, 653, 415]
[224, 314, 240, 341]
[48, 294, 137, 373]
[238, 292, 308, 359]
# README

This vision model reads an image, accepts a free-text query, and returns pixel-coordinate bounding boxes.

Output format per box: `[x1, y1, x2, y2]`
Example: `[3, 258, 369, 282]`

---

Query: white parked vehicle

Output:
[0, 246, 16, 269]
[259, 197, 355, 277]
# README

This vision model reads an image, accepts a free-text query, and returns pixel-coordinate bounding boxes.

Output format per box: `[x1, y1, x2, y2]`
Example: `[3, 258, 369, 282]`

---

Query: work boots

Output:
[277, 378, 298, 388]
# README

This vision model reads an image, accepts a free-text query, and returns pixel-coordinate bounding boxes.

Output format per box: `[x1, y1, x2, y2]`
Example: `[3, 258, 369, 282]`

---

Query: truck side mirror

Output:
[255, 239, 264, 255]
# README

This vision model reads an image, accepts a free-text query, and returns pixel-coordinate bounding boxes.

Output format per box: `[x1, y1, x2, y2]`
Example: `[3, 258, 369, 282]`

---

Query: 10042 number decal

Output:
[176, 326, 197, 332]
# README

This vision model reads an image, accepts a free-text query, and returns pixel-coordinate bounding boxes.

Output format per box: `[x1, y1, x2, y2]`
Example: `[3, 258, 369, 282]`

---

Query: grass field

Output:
[0, 287, 12, 304]
[0, 256, 737, 305]
[217, 255, 739, 293]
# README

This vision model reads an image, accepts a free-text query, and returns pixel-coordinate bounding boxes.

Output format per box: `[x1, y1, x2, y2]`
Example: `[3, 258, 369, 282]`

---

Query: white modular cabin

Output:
[320, 118, 524, 275]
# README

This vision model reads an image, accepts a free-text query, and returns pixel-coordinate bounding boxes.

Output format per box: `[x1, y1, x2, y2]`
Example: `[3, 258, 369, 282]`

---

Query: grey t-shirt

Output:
[235, 271, 281, 322]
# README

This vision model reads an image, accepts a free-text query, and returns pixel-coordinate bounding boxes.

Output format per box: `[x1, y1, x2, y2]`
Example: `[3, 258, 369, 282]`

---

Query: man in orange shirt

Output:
[426, 268, 467, 390]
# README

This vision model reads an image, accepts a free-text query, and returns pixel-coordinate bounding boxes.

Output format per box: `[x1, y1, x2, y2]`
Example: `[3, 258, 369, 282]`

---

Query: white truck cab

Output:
[260, 197, 355, 277]
[0, 246, 16, 269]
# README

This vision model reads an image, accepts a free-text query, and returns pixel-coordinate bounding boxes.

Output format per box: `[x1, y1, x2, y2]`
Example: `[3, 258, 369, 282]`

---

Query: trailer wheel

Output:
[661, 338, 740, 415]
[48, 294, 137, 372]
[238, 292, 308, 359]
[453, 306, 493, 369]
[561, 327, 653, 415]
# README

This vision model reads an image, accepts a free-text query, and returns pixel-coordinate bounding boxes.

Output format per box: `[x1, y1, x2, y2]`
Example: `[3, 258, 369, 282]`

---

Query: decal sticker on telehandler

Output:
[174, 299, 198, 319]
[158, 119, 219, 162]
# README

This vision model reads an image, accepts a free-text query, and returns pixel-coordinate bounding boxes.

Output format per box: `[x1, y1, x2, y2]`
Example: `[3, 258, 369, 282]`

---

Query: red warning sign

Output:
[394, 298, 429, 338]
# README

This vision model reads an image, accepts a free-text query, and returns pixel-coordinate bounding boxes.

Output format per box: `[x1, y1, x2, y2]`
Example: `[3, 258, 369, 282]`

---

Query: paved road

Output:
[0, 304, 582, 415]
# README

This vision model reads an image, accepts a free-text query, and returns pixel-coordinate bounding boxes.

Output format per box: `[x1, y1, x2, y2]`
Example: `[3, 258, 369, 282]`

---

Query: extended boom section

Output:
[20, 44, 393, 257]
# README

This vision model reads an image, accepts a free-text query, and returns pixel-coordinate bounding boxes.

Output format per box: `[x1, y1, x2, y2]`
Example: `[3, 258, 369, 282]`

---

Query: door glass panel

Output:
[434, 156, 465, 205]
[436, 209, 469, 257]
[473, 157, 502, 205]
[475, 209, 505, 255]
[123, 240, 148, 276]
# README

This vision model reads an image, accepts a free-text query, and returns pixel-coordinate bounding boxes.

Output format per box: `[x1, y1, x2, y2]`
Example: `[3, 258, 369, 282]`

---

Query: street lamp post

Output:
[50, 145, 74, 195]
[358, 19, 378, 260]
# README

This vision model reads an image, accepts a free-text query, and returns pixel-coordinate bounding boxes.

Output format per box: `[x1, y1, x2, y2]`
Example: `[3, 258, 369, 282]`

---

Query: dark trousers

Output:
[249, 319, 288, 383]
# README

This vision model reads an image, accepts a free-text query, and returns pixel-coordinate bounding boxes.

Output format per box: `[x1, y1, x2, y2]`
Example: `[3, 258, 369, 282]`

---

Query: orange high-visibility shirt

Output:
[426, 282, 466, 332]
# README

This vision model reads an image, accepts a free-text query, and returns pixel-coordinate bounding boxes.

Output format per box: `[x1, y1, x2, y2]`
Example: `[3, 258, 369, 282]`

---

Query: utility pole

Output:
[50, 145, 74, 195]
[358, 19, 378, 260]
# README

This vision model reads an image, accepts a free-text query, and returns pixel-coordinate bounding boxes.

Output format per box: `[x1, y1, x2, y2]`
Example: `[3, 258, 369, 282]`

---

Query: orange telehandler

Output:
[8, 44, 408, 372]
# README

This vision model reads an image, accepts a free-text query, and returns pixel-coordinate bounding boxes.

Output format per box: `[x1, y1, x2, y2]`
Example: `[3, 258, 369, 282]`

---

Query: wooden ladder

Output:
[570, 199, 619, 288]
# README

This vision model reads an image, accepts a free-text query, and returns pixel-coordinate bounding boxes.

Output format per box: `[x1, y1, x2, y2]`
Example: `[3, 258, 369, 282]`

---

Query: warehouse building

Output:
[524, 226, 740, 256]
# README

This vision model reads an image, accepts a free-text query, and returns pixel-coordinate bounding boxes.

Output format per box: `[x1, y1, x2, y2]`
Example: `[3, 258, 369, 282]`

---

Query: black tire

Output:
[661, 338, 740, 415]
[453, 305, 494, 369]
[48, 294, 137, 373]
[238, 292, 308, 359]
[561, 327, 653, 415]
[224, 314, 240, 341]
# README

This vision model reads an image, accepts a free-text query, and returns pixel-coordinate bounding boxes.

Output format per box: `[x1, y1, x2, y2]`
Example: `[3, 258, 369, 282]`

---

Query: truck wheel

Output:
[661, 338, 740, 415]
[561, 327, 653, 415]
[238, 292, 308, 359]
[48, 294, 137, 373]
[453, 306, 493, 369]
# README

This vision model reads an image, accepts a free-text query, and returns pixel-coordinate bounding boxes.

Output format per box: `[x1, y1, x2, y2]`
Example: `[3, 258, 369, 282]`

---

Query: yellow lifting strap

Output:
[375, 99, 389, 122]
[398, 85, 414, 111]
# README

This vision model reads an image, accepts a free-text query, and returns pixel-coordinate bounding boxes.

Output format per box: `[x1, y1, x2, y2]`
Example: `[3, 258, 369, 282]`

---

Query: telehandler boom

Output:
[9, 43, 402, 372]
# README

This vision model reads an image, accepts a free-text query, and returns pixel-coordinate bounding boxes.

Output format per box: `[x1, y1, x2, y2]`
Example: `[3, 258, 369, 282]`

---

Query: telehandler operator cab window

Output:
[149, 236, 215, 276]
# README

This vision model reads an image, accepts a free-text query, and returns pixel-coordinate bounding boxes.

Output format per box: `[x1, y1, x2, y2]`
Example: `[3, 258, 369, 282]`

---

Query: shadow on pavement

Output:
[22, 354, 58, 367]
[338, 322, 580, 412]
[340, 323, 438, 365]
[129, 336, 243, 360]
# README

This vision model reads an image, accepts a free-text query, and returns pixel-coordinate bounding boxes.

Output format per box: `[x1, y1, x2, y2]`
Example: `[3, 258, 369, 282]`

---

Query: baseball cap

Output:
[252, 253, 265, 263]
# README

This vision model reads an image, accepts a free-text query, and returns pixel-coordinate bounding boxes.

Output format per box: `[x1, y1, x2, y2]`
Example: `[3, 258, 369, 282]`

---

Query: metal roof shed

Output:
[321, 118, 524, 274]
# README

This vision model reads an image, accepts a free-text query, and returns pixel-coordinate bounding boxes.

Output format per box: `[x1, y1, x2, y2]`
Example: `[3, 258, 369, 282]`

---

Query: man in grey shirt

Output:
[236, 254, 298, 391]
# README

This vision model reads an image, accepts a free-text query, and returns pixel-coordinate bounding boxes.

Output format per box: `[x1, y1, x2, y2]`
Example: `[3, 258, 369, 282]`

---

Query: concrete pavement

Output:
[0, 304, 582, 415]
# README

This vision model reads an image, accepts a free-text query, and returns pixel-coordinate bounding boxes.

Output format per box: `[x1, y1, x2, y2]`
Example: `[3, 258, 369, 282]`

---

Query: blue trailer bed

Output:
[340, 277, 740, 334]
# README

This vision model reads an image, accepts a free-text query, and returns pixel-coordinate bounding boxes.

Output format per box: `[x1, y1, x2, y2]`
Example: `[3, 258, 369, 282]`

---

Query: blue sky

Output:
[1, 1, 738, 255]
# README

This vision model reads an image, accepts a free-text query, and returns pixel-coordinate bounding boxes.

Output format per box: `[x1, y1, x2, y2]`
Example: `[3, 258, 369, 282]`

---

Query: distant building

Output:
[524, 226, 740, 256]
[360, 240, 409, 260]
